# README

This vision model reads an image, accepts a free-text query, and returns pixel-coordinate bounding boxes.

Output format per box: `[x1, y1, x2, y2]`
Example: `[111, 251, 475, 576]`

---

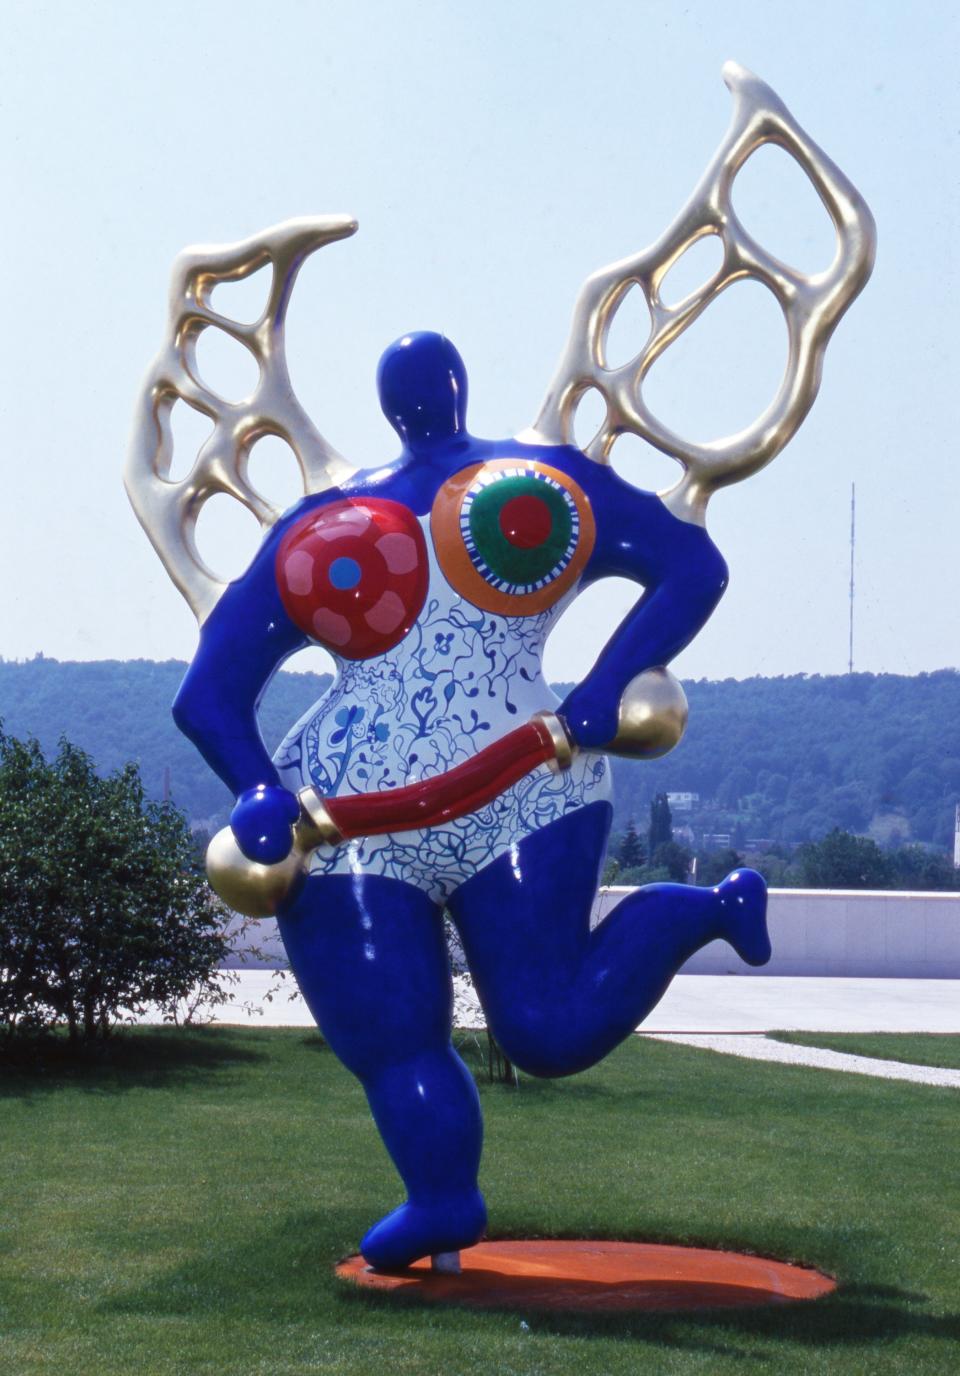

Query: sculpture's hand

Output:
[230, 785, 301, 864]
[557, 688, 616, 751]
[561, 669, 689, 760]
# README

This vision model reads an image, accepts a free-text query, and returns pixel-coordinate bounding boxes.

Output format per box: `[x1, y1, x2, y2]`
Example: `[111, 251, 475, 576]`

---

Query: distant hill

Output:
[0, 657, 332, 826]
[600, 671, 960, 852]
[2, 658, 958, 851]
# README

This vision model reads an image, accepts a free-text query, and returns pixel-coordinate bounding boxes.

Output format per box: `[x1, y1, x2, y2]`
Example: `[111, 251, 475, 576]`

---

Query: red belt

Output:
[300, 710, 576, 848]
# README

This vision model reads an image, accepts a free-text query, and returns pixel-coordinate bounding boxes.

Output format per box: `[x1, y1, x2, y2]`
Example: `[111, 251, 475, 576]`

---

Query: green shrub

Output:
[0, 729, 229, 1041]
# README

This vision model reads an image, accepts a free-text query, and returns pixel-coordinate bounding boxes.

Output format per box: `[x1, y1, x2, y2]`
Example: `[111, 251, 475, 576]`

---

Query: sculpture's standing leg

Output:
[278, 873, 486, 1269]
[448, 802, 769, 1078]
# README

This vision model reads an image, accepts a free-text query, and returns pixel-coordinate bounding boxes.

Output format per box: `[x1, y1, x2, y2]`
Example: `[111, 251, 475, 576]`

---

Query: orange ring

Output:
[431, 458, 596, 616]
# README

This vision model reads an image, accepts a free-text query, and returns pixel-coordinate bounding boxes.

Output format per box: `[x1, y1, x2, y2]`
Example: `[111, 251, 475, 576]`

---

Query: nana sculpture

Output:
[126, 64, 874, 1271]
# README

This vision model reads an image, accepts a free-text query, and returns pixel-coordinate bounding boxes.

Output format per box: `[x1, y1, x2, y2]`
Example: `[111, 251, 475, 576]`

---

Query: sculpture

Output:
[126, 63, 874, 1271]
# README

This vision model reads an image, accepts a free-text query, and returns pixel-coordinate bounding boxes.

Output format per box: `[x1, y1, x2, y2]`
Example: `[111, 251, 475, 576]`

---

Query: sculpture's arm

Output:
[172, 525, 309, 858]
[560, 476, 727, 748]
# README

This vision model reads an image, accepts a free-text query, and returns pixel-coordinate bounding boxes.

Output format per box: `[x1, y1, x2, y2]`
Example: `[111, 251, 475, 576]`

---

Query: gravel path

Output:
[643, 1033, 960, 1089]
[456, 982, 960, 1089]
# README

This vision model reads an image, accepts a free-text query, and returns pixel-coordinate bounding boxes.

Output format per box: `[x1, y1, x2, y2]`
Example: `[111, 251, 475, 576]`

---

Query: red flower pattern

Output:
[276, 498, 428, 660]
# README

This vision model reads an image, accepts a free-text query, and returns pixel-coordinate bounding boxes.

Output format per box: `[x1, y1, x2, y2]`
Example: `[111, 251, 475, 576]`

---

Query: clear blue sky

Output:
[1, 0, 956, 683]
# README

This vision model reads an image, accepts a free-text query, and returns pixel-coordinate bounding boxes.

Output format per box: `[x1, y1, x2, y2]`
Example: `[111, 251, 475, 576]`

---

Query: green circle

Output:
[466, 475, 574, 586]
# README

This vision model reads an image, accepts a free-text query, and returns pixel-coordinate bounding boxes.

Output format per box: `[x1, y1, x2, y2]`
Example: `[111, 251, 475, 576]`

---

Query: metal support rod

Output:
[848, 482, 856, 674]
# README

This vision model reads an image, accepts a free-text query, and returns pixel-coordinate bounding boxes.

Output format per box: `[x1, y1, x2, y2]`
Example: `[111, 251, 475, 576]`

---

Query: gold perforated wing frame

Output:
[125, 216, 358, 623]
[522, 62, 876, 524]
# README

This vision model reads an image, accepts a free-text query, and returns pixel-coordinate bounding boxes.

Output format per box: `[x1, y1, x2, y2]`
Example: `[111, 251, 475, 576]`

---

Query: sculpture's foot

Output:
[361, 1191, 487, 1271]
[716, 869, 770, 967]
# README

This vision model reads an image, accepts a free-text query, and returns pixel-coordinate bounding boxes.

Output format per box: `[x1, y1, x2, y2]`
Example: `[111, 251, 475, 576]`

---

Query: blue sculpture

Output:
[126, 64, 874, 1271]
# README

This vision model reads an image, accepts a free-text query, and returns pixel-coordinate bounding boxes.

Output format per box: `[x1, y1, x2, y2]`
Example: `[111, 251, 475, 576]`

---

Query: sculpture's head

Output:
[377, 332, 468, 449]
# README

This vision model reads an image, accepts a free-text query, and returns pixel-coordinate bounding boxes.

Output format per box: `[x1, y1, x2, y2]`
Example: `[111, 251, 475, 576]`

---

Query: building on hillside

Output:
[666, 791, 699, 812]
[701, 832, 732, 849]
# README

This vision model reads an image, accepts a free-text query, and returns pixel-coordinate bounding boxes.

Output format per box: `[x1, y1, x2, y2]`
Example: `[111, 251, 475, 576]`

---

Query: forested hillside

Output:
[601, 672, 960, 851]
[2, 659, 958, 852]
[0, 658, 333, 826]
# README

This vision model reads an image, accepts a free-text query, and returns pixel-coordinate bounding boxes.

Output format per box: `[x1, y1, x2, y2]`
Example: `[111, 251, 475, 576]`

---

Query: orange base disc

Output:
[335, 1238, 836, 1313]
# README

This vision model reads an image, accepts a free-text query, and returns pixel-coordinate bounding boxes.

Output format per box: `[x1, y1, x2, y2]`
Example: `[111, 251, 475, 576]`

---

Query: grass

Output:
[1, 1027, 958, 1375]
[769, 1032, 960, 1071]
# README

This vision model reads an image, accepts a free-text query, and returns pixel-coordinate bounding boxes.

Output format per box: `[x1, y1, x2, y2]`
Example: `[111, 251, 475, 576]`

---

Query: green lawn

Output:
[1, 1028, 958, 1375]
[769, 1032, 960, 1071]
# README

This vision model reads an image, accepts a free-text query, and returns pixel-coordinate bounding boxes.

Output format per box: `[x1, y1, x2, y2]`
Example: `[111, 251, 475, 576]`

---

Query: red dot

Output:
[498, 494, 552, 549]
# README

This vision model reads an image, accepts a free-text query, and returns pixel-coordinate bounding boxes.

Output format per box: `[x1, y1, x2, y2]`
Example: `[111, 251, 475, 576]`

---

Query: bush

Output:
[795, 828, 891, 890]
[0, 730, 229, 1041]
[618, 864, 673, 886]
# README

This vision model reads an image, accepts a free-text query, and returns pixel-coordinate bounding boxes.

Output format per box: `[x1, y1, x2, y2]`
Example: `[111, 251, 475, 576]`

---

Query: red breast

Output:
[276, 498, 429, 659]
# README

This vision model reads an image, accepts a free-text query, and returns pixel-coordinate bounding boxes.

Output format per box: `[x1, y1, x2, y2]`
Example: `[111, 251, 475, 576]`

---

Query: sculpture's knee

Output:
[488, 1007, 590, 1079]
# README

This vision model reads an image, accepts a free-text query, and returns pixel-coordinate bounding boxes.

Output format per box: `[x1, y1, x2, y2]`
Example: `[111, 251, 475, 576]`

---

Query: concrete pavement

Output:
[169, 971, 960, 1034]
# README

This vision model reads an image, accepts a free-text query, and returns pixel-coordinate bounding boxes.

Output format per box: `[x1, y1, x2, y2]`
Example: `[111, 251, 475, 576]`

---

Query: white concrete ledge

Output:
[594, 887, 960, 978]
[225, 888, 960, 980]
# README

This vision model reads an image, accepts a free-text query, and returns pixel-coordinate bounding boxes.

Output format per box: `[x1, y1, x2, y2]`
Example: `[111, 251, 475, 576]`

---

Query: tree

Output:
[618, 819, 645, 869]
[0, 730, 230, 1041]
[716, 765, 752, 811]
[694, 847, 743, 887]
[795, 829, 891, 890]
[648, 792, 673, 854]
[651, 840, 693, 883]
[887, 844, 959, 892]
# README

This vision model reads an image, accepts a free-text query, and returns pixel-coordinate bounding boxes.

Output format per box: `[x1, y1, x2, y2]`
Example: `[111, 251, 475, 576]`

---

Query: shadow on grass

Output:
[337, 1258, 960, 1358]
[0, 1026, 265, 1099]
[98, 1209, 960, 1360]
[449, 1034, 651, 1104]
[304, 1031, 641, 1104]
[346, 1292, 960, 1365]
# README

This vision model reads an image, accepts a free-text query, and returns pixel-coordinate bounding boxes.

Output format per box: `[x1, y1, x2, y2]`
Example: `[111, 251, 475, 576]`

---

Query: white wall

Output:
[593, 887, 960, 978]
[230, 888, 960, 978]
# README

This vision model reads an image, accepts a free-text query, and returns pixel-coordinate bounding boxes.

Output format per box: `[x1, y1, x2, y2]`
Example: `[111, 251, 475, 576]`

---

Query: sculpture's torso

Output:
[273, 454, 611, 903]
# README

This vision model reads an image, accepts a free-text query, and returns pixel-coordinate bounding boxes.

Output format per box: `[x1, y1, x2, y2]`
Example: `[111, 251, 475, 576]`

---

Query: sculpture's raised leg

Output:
[448, 802, 770, 1079]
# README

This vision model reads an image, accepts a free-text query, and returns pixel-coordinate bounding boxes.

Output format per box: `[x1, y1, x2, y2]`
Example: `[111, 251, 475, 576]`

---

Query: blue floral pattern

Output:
[274, 517, 610, 903]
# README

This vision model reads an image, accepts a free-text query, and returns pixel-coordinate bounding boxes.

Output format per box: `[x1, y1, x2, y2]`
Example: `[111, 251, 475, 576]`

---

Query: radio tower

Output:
[848, 482, 856, 675]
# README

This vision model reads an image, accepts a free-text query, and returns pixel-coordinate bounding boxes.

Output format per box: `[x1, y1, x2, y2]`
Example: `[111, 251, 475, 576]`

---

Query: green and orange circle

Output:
[431, 458, 595, 615]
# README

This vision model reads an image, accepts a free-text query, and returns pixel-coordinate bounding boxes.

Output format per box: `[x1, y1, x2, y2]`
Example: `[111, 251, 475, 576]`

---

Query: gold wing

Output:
[522, 62, 876, 524]
[125, 216, 357, 623]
